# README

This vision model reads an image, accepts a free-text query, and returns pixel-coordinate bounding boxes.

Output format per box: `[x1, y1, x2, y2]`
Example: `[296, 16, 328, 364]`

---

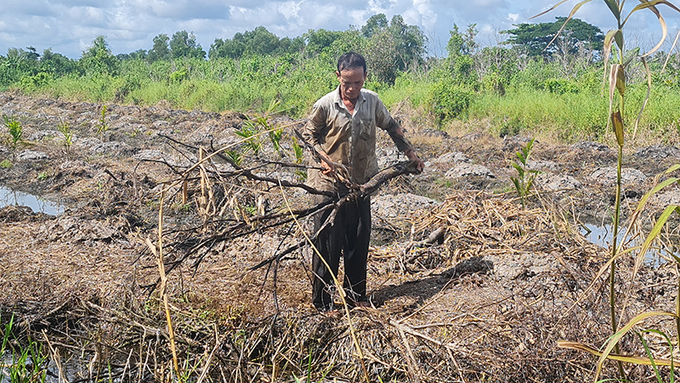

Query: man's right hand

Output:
[321, 159, 335, 175]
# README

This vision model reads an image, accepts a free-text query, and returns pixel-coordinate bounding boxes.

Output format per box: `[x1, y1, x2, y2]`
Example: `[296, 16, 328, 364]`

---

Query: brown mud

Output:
[1, 91, 680, 382]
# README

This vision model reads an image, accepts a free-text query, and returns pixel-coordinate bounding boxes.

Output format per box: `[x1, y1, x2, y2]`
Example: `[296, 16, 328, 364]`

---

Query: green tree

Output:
[502, 17, 604, 58]
[0, 47, 42, 86]
[79, 36, 120, 75]
[169, 31, 205, 59]
[278, 36, 305, 55]
[148, 34, 170, 62]
[361, 14, 388, 37]
[389, 15, 426, 69]
[475, 46, 520, 95]
[40, 48, 77, 76]
[244, 26, 280, 55]
[210, 27, 296, 59]
[363, 14, 426, 84]
[118, 49, 147, 61]
[447, 24, 478, 57]
[366, 29, 399, 83]
[209, 36, 244, 59]
[304, 29, 344, 55]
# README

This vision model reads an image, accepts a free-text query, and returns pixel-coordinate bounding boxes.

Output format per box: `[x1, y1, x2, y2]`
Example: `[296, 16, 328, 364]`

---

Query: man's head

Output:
[336, 52, 367, 102]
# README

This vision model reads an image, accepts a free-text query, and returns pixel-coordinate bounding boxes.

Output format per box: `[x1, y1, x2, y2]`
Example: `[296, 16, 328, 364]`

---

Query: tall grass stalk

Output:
[542, 0, 680, 380]
[144, 189, 180, 375]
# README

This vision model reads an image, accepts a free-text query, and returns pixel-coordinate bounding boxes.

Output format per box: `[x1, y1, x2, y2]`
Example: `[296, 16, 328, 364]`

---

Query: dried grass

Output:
[6, 186, 669, 382]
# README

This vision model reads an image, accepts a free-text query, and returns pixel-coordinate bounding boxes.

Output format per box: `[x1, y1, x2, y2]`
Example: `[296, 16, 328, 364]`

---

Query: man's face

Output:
[336, 67, 366, 101]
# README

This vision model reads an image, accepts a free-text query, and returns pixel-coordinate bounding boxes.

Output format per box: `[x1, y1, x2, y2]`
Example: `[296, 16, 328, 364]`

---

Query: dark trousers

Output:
[311, 195, 371, 311]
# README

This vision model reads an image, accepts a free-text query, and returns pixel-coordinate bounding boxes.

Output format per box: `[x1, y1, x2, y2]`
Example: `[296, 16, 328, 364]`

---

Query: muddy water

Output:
[580, 222, 669, 267]
[0, 185, 64, 215]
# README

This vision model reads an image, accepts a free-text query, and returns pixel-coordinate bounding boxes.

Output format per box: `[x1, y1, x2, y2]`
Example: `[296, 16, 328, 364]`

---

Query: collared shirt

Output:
[303, 86, 412, 191]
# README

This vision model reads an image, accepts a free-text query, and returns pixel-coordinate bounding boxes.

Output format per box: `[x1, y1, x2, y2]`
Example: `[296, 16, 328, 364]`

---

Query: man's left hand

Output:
[405, 149, 425, 174]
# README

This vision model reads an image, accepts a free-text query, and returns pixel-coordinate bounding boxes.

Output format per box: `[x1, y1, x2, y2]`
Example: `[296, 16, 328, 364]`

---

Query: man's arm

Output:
[302, 103, 336, 176]
[383, 118, 425, 173]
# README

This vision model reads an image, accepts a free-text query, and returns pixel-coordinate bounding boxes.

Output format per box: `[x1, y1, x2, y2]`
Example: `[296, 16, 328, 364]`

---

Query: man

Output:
[303, 52, 424, 312]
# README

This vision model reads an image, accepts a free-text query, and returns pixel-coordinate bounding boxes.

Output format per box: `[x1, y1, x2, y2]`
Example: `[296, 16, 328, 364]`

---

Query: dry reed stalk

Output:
[42, 330, 67, 383]
[144, 189, 180, 375]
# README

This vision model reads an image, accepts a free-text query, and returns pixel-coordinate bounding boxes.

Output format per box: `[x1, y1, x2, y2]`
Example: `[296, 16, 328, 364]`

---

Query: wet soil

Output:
[2, 91, 680, 382]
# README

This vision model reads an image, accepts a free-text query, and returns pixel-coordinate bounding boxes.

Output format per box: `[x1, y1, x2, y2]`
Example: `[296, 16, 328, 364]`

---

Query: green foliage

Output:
[170, 30, 206, 59]
[269, 127, 284, 155]
[80, 36, 120, 76]
[236, 121, 263, 156]
[0, 159, 11, 168]
[303, 29, 345, 56]
[210, 26, 303, 59]
[363, 14, 426, 84]
[170, 68, 189, 83]
[19, 71, 53, 90]
[476, 46, 521, 95]
[3, 115, 24, 152]
[1, 314, 48, 383]
[224, 150, 243, 167]
[468, 86, 608, 140]
[148, 34, 171, 62]
[40, 48, 78, 76]
[97, 105, 109, 136]
[0, 47, 41, 87]
[428, 80, 472, 126]
[502, 17, 604, 58]
[292, 138, 304, 164]
[58, 120, 73, 151]
[543, 78, 579, 94]
[637, 329, 675, 383]
[447, 24, 478, 57]
[2, 16, 680, 144]
[510, 138, 539, 209]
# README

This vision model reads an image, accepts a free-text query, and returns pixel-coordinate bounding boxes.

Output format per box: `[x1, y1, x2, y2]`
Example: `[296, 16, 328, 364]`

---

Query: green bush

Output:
[19, 72, 53, 90]
[170, 68, 189, 83]
[429, 80, 473, 126]
[543, 78, 579, 94]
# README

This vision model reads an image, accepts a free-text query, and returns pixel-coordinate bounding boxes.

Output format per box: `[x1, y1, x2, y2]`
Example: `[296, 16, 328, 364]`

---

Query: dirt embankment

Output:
[1, 92, 680, 382]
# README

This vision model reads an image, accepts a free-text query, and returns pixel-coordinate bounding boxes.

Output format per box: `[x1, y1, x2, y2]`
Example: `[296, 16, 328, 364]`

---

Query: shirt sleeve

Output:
[302, 102, 327, 153]
[375, 98, 413, 153]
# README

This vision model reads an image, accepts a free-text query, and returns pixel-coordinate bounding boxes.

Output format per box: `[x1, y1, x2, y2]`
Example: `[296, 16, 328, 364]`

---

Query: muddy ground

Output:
[2, 91, 680, 382]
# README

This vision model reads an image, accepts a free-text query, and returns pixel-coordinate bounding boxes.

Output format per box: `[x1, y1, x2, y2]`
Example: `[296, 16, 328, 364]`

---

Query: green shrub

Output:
[429, 80, 472, 126]
[170, 68, 189, 83]
[543, 78, 579, 94]
[19, 72, 53, 91]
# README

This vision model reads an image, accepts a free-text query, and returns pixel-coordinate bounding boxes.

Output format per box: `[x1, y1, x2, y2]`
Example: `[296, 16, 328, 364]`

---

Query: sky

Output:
[1, 0, 680, 59]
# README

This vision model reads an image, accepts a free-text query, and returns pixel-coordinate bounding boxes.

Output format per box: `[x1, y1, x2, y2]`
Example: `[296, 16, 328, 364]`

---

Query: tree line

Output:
[0, 15, 609, 86]
[6, 14, 676, 136]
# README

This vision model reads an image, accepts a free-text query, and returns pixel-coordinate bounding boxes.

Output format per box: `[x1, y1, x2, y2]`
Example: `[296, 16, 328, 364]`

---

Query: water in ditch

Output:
[0, 185, 64, 215]
[579, 222, 671, 267]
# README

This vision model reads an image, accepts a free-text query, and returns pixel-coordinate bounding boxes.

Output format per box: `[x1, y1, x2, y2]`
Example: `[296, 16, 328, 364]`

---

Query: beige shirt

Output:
[303, 86, 412, 191]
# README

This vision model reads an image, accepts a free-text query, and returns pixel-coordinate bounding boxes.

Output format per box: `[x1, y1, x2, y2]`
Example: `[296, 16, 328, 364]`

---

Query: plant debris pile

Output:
[2, 93, 680, 381]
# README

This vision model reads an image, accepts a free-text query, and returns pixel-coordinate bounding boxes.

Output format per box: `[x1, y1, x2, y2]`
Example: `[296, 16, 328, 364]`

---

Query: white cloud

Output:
[278, 1, 303, 21]
[1, 0, 680, 58]
[405, 0, 437, 30]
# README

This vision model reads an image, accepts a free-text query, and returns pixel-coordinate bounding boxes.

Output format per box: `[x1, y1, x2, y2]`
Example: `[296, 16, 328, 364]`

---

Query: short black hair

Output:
[337, 52, 366, 74]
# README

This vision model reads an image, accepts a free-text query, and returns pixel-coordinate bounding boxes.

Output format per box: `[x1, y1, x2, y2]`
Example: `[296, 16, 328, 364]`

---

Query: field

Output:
[1, 90, 680, 382]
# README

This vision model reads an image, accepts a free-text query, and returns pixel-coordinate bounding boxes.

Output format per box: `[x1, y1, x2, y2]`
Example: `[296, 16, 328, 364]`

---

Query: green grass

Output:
[467, 86, 608, 140]
[1, 314, 49, 383]
[9, 52, 680, 145]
